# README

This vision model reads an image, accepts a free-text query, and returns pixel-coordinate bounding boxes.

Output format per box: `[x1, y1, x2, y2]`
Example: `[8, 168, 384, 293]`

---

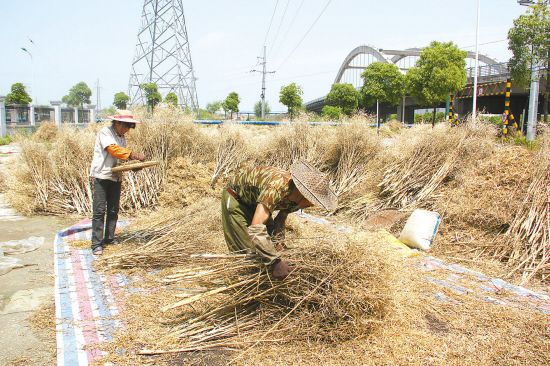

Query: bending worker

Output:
[89, 111, 146, 256]
[221, 161, 337, 279]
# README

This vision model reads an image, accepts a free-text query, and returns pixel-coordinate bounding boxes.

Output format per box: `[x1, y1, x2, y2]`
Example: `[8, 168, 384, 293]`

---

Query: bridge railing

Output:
[467, 62, 509, 83]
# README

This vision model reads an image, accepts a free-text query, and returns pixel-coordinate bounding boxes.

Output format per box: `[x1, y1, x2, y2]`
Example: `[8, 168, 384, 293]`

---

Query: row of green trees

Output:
[4, 81, 94, 107]
[5, 2, 547, 123]
[3, 81, 179, 112]
[205, 2, 548, 123]
[202, 41, 468, 123]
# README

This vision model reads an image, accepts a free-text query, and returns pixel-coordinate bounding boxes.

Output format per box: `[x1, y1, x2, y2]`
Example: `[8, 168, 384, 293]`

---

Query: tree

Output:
[113, 92, 129, 109]
[321, 105, 342, 121]
[140, 83, 162, 112]
[325, 83, 359, 116]
[206, 101, 223, 114]
[279, 83, 303, 120]
[165, 92, 178, 107]
[98, 106, 117, 120]
[254, 100, 271, 118]
[361, 62, 405, 108]
[406, 41, 467, 127]
[508, 1, 550, 123]
[223, 92, 240, 119]
[5, 83, 32, 105]
[62, 81, 92, 108]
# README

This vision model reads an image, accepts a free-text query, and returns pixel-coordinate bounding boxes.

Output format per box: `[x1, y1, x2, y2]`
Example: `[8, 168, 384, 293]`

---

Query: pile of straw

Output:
[377, 123, 494, 210]
[100, 198, 224, 270]
[432, 144, 535, 273]
[263, 123, 325, 169]
[6, 110, 216, 215]
[32, 121, 59, 142]
[502, 138, 550, 282]
[6, 127, 96, 215]
[210, 125, 253, 187]
[159, 157, 218, 208]
[138, 227, 399, 356]
[322, 122, 381, 197]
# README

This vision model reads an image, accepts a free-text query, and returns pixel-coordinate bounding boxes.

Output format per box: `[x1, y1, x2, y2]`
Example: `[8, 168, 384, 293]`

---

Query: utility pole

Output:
[472, 0, 481, 120]
[95, 79, 101, 112]
[251, 45, 275, 120]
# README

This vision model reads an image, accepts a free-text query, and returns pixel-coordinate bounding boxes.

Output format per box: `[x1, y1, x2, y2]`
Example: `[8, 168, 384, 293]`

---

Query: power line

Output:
[268, 0, 290, 57]
[276, 0, 333, 71]
[271, 0, 305, 58]
[263, 0, 280, 46]
[461, 39, 507, 49]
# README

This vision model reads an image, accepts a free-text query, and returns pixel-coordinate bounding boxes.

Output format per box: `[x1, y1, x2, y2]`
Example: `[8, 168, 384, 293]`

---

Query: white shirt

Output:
[89, 125, 127, 182]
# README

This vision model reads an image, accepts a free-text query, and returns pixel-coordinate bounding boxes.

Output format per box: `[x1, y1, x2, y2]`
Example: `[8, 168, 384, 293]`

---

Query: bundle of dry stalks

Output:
[6, 126, 96, 215]
[263, 123, 325, 169]
[32, 121, 58, 142]
[377, 123, 495, 210]
[210, 125, 253, 187]
[503, 139, 550, 282]
[130, 108, 216, 164]
[322, 122, 381, 197]
[141, 230, 398, 355]
[100, 198, 224, 269]
[159, 157, 218, 208]
[432, 144, 535, 267]
[7, 109, 216, 215]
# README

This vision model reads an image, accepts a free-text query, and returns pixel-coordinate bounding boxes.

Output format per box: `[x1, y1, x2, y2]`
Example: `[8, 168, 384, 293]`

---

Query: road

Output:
[0, 144, 73, 366]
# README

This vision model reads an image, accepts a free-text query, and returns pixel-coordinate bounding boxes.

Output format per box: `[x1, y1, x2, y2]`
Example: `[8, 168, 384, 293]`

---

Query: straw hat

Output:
[290, 161, 338, 211]
[107, 110, 142, 124]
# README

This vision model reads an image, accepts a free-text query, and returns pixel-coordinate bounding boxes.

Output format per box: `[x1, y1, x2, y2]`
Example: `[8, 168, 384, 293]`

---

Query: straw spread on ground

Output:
[99, 198, 225, 270]
[95, 208, 549, 366]
[5, 112, 550, 364]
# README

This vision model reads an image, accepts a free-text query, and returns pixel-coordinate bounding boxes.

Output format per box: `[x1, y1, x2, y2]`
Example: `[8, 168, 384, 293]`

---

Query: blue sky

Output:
[0, 0, 528, 111]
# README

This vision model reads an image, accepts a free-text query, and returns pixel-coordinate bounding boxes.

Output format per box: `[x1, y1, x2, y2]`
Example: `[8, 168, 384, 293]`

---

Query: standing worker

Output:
[89, 111, 146, 255]
[222, 161, 337, 279]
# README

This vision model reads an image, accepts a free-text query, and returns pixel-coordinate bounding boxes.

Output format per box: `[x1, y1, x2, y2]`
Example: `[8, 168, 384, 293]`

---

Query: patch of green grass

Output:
[513, 135, 539, 150]
[0, 136, 11, 145]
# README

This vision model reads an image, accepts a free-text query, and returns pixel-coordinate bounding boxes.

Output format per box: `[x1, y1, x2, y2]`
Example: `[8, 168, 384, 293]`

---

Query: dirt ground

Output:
[0, 145, 73, 365]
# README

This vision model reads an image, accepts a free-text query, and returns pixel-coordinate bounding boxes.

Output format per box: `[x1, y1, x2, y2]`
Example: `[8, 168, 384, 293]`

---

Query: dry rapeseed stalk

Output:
[263, 123, 325, 169]
[210, 125, 252, 187]
[322, 122, 381, 197]
[159, 157, 219, 208]
[140, 227, 400, 355]
[377, 123, 495, 210]
[99, 198, 225, 270]
[504, 139, 550, 283]
[32, 121, 58, 142]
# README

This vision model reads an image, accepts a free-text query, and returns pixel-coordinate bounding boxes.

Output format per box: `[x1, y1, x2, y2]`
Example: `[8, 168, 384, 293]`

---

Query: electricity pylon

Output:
[128, 0, 199, 110]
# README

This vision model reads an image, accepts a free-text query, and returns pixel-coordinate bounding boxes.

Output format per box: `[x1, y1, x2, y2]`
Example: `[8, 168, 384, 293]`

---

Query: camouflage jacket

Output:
[229, 166, 300, 213]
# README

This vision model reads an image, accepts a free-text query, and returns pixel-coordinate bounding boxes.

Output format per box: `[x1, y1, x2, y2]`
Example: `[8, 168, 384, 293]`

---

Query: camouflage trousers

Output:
[221, 188, 279, 264]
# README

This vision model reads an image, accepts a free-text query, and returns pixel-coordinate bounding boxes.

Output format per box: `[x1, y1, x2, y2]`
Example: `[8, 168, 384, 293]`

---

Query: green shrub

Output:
[0, 136, 11, 145]
[321, 105, 342, 121]
[414, 111, 446, 124]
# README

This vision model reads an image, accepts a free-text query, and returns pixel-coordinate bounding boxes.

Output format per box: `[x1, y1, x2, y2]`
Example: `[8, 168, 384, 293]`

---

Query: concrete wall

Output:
[0, 99, 96, 137]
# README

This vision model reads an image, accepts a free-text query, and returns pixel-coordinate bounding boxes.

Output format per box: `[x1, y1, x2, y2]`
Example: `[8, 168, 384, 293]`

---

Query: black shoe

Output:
[103, 239, 118, 246]
[92, 246, 103, 255]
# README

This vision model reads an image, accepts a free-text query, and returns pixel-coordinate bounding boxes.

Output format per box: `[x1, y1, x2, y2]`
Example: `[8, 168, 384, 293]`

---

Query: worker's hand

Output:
[271, 259, 290, 280]
[130, 152, 146, 161]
